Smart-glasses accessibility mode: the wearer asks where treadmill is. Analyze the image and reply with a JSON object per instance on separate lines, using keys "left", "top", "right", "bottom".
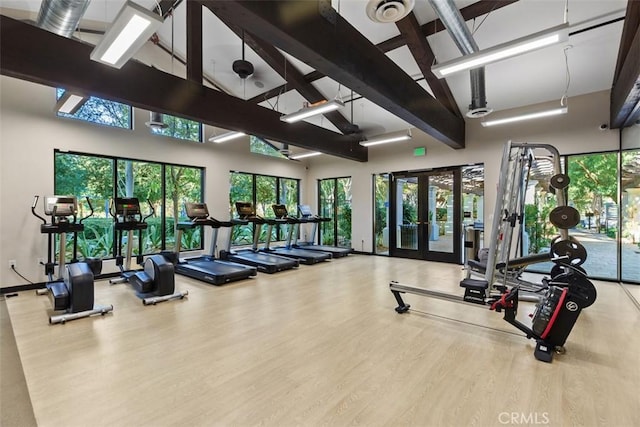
{"left": 174, "top": 203, "right": 257, "bottom": 285}
{"left": 263, "top": 205, "right": 332, "bottom": 265}
{"left": 294, "top": 204, "right": 352, "bottom": 258}
{"left": 218, "top": 202, "right": 299, "bottom": 274}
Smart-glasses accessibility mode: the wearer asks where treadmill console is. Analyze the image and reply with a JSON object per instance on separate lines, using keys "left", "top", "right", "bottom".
{"left": 235, "top": 202, "right": 255, "bottom": 218}
{"left": 185, "top": 203, "right": 209, "bottom": 220}
{"left": 298, "top": 204, "right": 313, "bottom": 218}
{"left": 44, "top": 196, "right": 78, "bottom": 217}
{"left": 272, "top": 204, "right": 289, "bottom": 218}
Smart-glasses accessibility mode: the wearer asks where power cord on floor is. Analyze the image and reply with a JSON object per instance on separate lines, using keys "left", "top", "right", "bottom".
{"left": 10, "top": 265, "right": 34, "bottom": 285}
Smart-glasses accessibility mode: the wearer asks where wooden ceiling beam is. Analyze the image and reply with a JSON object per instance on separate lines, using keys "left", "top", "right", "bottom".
{"left": 155, "top": 0, "right": 182, "bottom": 19}
{"left": 186, "top": 1, "right": 203, "bottom": 84}
{"left": 611, "top": 0, "right": 640, "bottom": 128}
{"left": 250, "top": 0, "right": 517, "bottom": 108}
{"left": 211, "top": 13, "right": 358, "bottom": 135}
{"left": 395, "top": 12, "right": 462, "bottom": 118}
{"left": 201, "top": 0, "right": 464, "bottom": 149}
{"left": 0, "top": 16, "right": 366, "bottom": 162}
{"left": 378, "top": 0, "right": 518, "bottom": 53}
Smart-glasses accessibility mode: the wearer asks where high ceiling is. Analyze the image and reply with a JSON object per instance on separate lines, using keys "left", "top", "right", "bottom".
{"left": 1, "top": 0, "right": 638, "bottom": 161}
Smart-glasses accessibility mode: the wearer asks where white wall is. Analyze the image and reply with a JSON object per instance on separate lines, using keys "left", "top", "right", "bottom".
{"left": 306, "top": 90, "right": 619, "bottom": 253}
{"left": 0, "top": 76, "right": 308, "bottom": 288}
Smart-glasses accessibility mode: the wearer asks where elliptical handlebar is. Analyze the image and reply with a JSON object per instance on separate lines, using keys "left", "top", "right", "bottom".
{"left": 109, "top": 199, "right": 116, "bottom": 219}
{"left": 31, "top": 195, "right": 47, "bottom": 224}
{"left": 142, "top": 199, "right": 155, "bottom": 223}
{"left": 79, "top": 196, "right": 94, "bottom": 224}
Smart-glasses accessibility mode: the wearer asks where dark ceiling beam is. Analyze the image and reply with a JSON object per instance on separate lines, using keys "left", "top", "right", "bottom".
{"left": 610, "top": 0, "right": 640, "bottom": 129}
{"left": 0, "top": 16, "right": 366, "bottom": 162}
{"left": 395, "top": 12, "right": 462, "bottom": 118}
{"left": 201, "top": 0, "right": 464, "bottom": 149}
{"left": 378, "top": 0, "right": 518, "bottom": 52}
{"left": 249, "top": 0, "right": 517, "bottom": 106}
{"left": 211, "top": 13, "right": 358, "bottom": 135}
{"left": 186, "top": 1, "right": 203, "bottom": 83}
{"left": 155, "top": 0, "right": 183, "bottom": 19}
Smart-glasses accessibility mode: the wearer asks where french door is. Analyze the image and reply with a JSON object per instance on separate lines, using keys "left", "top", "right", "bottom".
{"left": 389, "top": 169, "right": 462, "bottom": 263}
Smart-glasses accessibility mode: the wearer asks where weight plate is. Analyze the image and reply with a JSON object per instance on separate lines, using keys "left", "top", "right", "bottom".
{"left": 550, "top": 263, "right": 586, "bottom": 279}
{"left": 550, "top": 234, "right": 577, "bottom": 248}
{"left": 549, "top": 206, "right": 581, "bottom": 229}
{"left": 550, "top": 173, "right": 570, "bottom": 190}
{"left": 549, "top": 272, "right": 597, "bottom": 308}
{"left": 551, "top": 239, "right": 588, "bottom": 266}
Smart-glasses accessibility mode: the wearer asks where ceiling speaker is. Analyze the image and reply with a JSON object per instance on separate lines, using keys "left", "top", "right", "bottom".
{"left": 366, "top": 0, "right": 415, "bottom": 23}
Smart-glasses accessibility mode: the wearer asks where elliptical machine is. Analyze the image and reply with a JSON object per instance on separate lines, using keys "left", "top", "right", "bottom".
{"left": 109, "top": 197, "right": 187, "bottom": 305}
{"left": 31, "top": 195, "right": 113, "bottom": 324}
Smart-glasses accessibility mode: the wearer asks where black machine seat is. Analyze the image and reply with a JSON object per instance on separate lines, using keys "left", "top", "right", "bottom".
{"left": 459, "top": 278, "right": 489, "bottom": 305}
{"left": 128, "top": 255, "right": 175, "bottom": 296}
{"left": 460, "top": 278, "right": 489, "bottom": 290}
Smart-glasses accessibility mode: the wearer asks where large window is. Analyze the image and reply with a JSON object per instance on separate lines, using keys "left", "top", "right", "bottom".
{"left": 522, "top": 150, "right": 640, "bottom": 282}
{"left": 56, "top": 89, "right": 132, "bottom": 129}
{"left": 621, "top": 149, "right": 640, "bottom": 283}
{"left": 54, "top": 151, "right": 203, "bottom": 260}
{"left": 318, "top": 177, "right": 352, "bottom": 248}
{"left": 249, "top": 136, "right": 288, "bottom": 159}
{"left": 150, "top": 114, "right": 202, "bottom": 142}
{"left": 373, "top": 174, "right": 390, "bottom": 255}
{"left": 229, "top": 172, "right": 300, "bottom": 246}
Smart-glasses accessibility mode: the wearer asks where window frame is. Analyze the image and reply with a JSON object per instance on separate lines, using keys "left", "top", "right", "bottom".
{"left": 54, "top": 149, "right": 205, "bottom": 259}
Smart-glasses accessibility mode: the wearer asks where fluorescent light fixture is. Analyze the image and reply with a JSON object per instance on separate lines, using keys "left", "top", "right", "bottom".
{"left": 432, "top": 23, "right": 569, "bottom": 78}
{"left": 280, "top": 99, "right": 344, "bottom": 123}
{"left": 481, "top": 107, "right": 568, "bottom": 127}
{"left": 359, "top": 129, "right": 412, "bottom": 147}
{"left": 290, "top": 152, "right": 322, "bottom": 160}
{"left": 90, "top": 1, "right": 164, "bottom": 69}
{"left": 209, "top": 131, "right": 246, "bottom": 143}
{"left": 55, "top": 91, "right": 88, "bottom": 114}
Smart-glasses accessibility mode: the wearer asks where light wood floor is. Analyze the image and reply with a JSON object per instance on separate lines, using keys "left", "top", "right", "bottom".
{"left": 4, "top": 255, "right": 640, "bottom": 427}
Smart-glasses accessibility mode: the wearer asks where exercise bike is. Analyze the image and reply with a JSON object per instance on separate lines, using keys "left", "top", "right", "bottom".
{"left": 31, "top": 195, "right": 113, "bottom": 324}
{"left": 109, "top": 197, "right": 187, "bottom": 305}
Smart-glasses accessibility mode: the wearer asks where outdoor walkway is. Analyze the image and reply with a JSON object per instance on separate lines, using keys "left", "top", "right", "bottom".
{"left": 530, "top": 229, "right": 640, "bottom": 283}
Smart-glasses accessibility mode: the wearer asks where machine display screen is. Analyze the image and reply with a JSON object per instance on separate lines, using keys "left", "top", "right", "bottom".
{"left": 44, "top": 196, "right": 77, "bottom": 217}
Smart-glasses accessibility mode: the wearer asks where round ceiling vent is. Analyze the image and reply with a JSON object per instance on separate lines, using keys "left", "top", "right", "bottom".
{"left": 366, "top": 0, "right": 415, "bottom": 23}
{"left": 466, "top": 107, "right": 493, "bottom": 119}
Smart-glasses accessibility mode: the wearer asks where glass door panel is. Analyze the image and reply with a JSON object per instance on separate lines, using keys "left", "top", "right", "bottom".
{"left": 394, "top": 177, "right": 419, "bottom": 255}
{"left": 389, "top": 169, "right": 461, "bottom": 263}
{"left": 426, "top": 172, "right": 454, "bottom": 254}
{"left": 622, "top": 149, "right": 640, "bottom": 283}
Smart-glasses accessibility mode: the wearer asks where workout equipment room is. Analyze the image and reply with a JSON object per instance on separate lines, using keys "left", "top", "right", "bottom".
{"left": 1, "top": 1, "right": 639, "bottom": 426}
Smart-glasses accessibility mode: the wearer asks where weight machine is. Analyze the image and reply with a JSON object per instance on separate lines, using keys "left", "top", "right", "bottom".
{"left": 389, "top": 141, "right": 597, "bottom": 362}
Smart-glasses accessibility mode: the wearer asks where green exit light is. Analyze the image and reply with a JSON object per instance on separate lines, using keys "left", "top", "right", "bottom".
{"left": 414, "top": 147, "right": 426, "bottom": 157}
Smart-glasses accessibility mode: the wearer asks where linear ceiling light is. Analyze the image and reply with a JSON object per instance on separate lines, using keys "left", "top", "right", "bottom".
{"left": 209, "top": 131, "right": 246, "bottom": 143}
{"left": 280, "top": 99, "right": 344, "bottom": 123}
{"left": 359, "top": 129, "right": 412, "bottom": 147}
{"left": 481, "top": 107, "right": 568, "bottom": 127}
{"left": 55, "top": 91, "right": 88, "bottom": 114}
{"left": 90, "top": 1, "right": 164, "bottom": 69}
{"left": 432, "top": 23, "right": 570, "bottom": 79}
{"left": 290, "top": 152, "right": 322, "bottom": 160}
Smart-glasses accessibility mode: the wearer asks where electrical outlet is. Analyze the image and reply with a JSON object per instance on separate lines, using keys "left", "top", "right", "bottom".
{"left": 9, "top": 260, "right": 16, "bottom": 269}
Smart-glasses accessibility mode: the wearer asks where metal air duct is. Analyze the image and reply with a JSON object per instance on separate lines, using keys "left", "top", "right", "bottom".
{"left": 429, "top": 0, "right": 492, "bottom": 117}
{"left": 36, "top": 0, "right": 91, "bottom": 38}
